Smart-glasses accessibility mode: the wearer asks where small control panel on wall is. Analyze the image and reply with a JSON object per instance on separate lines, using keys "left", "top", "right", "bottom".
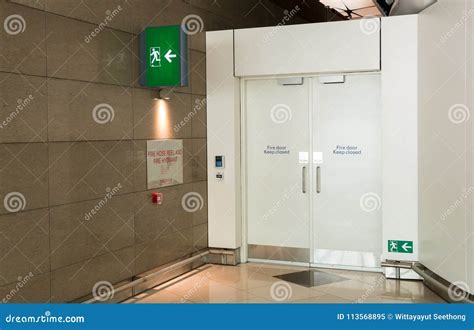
{"left": 215, "top": 155, "right": 224, "bottom": 181}
{"left": 215, "top": 155, "right": 225, "bottom": 168}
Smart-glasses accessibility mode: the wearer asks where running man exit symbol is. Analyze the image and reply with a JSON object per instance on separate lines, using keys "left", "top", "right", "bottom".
{"left": 150, "top": 48, "right": 177, "bottom": 67}
{"left": 388, "top": 240, "right": 413, "bottom": 253}
{"left": 150, "top": 47, "right": 161, "bottom": 67}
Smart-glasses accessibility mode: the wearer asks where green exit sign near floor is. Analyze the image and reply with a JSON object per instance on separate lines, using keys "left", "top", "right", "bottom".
{"left": 388, "top": 240, "right": 414, "bottom": 253}
{"left": 139, "top": 25, "right": 188, "bottom": 87}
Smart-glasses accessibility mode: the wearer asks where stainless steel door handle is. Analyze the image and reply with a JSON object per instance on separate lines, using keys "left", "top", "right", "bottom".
{"left": 316, "top": 166, "right": 321, "bottom": 194}
{"left": 302, "top": 166, "right": 307, "bottom": 194}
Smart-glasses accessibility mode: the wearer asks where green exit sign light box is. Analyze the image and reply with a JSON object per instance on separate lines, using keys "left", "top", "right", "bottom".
{"left": 139, "top": 25, "right": 188, "bottom": 87}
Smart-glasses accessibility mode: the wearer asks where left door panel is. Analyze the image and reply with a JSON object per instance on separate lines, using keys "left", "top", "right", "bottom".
{"left": 245, "top": 78, "right": 311, "bottom": 263}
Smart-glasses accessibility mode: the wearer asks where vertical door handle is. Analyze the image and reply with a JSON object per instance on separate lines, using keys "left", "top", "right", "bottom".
{"left": 316, "top": 166, "right": 321, "bottom": 194}
{"left": 302, "top": 166, "right": 307, "bottom": 194}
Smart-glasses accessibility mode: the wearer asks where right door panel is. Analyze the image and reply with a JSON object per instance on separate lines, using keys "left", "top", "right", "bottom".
{"left": 312, "top": 74, "right": 382, "bottom": 269}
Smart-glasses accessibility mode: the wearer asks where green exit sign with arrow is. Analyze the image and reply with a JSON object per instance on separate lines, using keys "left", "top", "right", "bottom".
{"left": 139, "top": 25, "right": 188, "bottom": 87}
{"left": 388, "top": 240, "right": 414, "bottom": 254}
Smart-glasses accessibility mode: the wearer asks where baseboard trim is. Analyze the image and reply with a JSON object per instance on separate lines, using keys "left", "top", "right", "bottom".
{"left": 412, "top": 263, "right": 473, "bottom": 304}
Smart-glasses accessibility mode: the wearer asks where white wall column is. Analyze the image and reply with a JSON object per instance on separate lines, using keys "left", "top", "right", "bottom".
{"left": 381, "top": 15, "right": 420, "bottom": 262}
{"left": 418, "top": 0, "right": 473, "bottom": 291}
{"left": 206, "top": 31, "right": 242, "bottom": 249}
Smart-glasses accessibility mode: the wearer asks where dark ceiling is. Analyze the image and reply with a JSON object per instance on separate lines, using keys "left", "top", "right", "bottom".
{"left": 269, "top": 0, "right": 347, "bottom": 22}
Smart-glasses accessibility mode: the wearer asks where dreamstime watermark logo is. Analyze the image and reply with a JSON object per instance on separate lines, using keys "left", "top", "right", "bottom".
{"left": 0, "top": 94, "right": 34, "bottom": 129}
{"left": 174, "top": 97, "right": 207, "bottom": 133}
{"left": 92, "top": 281, "right": 114, "bottom": 302}
{"left": 270, "top": 281, "right": 292, "bottom": 301}
{"left": 84, "top": 5, "right": 123, "bottom": 43}
{"left": 359, "top": 17, "right": 379, "bottom": 36}
{"left": 92, "top": 103, "right": 115, "bottom": 124}
{"left": 270, "top": 104, "right": 292, "bottom": 124}
{"left": 4, "top": 14, "right": 26, "bottom": 35}
{"left": 448, "top": 281, "right": 470, "bottom": 302}
{"left": 448, "top": 104, "right": 470, "bottom": 124}
{"left": 262, "top": 5, "right": 300, "bottom": 43}
{"left": 181, "top": 192, "right": 204, "bottom": 213}
{"left": 2, "top": 272, "right": 34, "bottom": 303}
{"left": 5, "top": 311, "right": 85, "bottom": 324}
{"left": 181, "top": 14, "right": 204, "bottom": 35}
{"left": 360, "top": 192, "right": 381, "bottom": 213}
{"left": 440, "top": 187, "right": 473, "bottom": 222}
{"left": 84, "top": 183, "right": 122, "bottom": 221}
{"left": 440, "top": 9, "right": 474, "bottom": 45}
{"left": 3, "top": 192, "right": 26, "bottom": 213}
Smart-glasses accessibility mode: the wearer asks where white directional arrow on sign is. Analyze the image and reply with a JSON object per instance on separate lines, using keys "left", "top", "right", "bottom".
{"left": 165, "top": 49, "right": 177, "bottom": 63}
{"left": 401, "top": 243, "right": 412, "bottom": 252}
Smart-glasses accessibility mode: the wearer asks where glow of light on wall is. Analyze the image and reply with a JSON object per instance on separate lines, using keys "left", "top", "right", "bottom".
{"left": 153, "top": 99, "right": 170, "bottom": 138}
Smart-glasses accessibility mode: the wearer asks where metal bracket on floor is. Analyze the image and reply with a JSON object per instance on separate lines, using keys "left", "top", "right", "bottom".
{"left": 381, "top": 260, "right": 414, "bottom": 279}
{"left": 207, "top": 248, "right": 241, "bottom": 266}
{"left": 381, "top": 260, "right": 423, "bottom": 281}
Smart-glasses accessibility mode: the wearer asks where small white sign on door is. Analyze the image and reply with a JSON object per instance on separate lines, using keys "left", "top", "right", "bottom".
{"left": 313, "top": 152, "right": 323, "bottom": 164}
{"left": 147, "top": 140, "right": 183, "bottom": 189}
{"left": 298, "top": 151, "right": 309, "bottom": 164}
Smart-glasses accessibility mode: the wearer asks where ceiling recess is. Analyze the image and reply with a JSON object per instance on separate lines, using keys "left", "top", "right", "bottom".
{"left": 374, "top": 0, "right": 438, "bottom": 16}
{"left": 319, "top": 1, "right": 438, "bottom": 18}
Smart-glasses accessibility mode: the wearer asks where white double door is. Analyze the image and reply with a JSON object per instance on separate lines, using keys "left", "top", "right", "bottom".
{"left": 245, "top": 74, "right": 382, "bottom": 270}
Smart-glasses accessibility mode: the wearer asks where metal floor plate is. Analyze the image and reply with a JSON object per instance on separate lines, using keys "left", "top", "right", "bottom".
{"left": 274, "top": 270, "right": 349, "bottom": 288}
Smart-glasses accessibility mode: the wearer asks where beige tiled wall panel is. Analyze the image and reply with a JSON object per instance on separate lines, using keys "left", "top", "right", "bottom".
{"left": 0, "top": 1, "right": 46, "bottom": 75}
{"left": 0, "top": 209, "right": 50, "bottom": 286}
{"left": 45, "top": 0, "right": 133, "bottom": 32}
{"left": 50, "top": 194, "right": 135, "bottom": 270}
{"left": 48, "top": 141, "right": 134, "bottom": 205}
{"left": 191, "top": 95, "right": 207, "bottom": 138}
{"left": 190, "top": 51, "right": 206, "bottom": 95}
{"left": 0, "top": 73, "right": 48, "bottom": 143}
{"left": 191, "top": 181, "right": 207, "bottom": 226}
{"left": 0, "top": 143, "right": 49, "bottom": 214}
{"left": 134, "top": 228, "right": 193, "bottom": 275}
{"left": 192, "top": 138, "right": 207, "bottom": 182}
{"left": 193, "top": 223, "right": 208, "bottom": 251}
{"left": 0, "top": 273, "right": 51, "bottom": 303}
{"left": 48, "top": 79, "right": 133, "bottom": 141}
{"left": 51, "top": 247, "right": 134, "bottom": 302}
{"left": 130, "top": 0, "right": 211, "bottom": 35}
{"left": 46, "top": 14, "right": 133, "bottom": 85}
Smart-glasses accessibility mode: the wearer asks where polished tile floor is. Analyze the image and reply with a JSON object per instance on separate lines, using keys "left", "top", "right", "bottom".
{"left": 125, "top": 263, "right": 446, "bottom": 304}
